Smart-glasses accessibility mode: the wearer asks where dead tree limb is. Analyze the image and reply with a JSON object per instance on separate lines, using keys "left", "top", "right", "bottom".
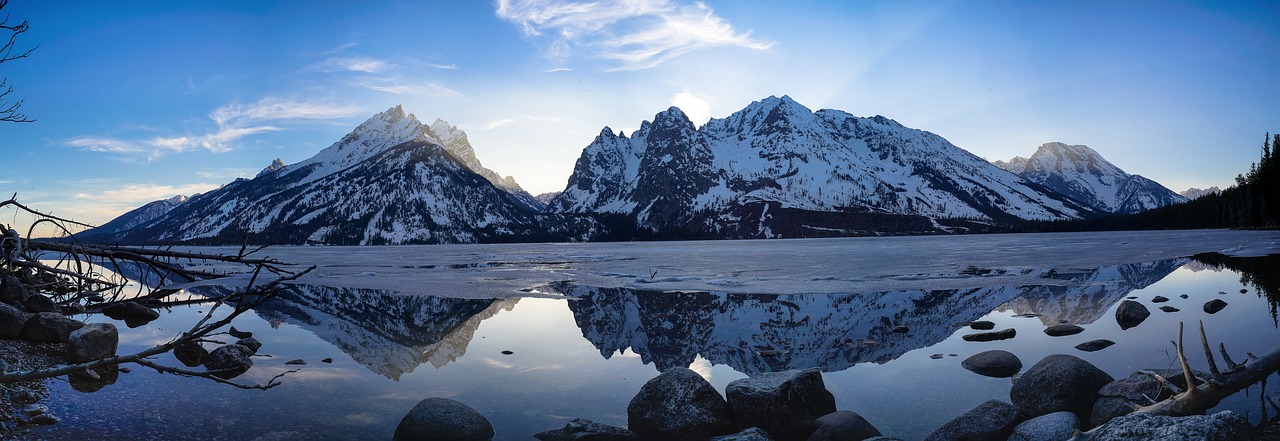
{"left": 1132, "top": 322, "right": 1280, "bottom": 417}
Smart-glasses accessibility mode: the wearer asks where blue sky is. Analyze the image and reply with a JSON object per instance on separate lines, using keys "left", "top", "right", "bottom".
{"left": 3, "top": 0, "right": 1279, "bottom": 232}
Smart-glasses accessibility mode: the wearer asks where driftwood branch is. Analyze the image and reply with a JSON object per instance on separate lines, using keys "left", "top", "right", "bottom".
{"left": 1132, "top": 322, "right": 1280, "bottom": 416}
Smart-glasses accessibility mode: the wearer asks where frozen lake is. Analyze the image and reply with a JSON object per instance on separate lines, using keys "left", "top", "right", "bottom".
{"left": 26, "top": 230, "right": 1280, "bottom": 440}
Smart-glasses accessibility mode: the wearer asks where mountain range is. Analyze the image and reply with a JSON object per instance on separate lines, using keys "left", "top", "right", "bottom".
{"left": 993, "top": 142, "right": 1186, "bottom": 214}
{"left": 79, "top": 97, "right": 1187, "bottom": 244}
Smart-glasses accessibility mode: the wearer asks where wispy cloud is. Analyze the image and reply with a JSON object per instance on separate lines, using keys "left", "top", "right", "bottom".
{"left": 74, "top": 183, "right": 218, "bottom": 205}
{"left": 66, "top": 98, "right": 362, "bottom": 160}
{"left": 357, "top": 77, "right": 463, "bottom": 98}
{"left": 309, "top": 56, "right": 393, "bottom": 73}
{"left": 496, "top": 0, "right": 774, "bottom": 71}
{"left": 480, "top": 114, "right": 563, "bottom": 131}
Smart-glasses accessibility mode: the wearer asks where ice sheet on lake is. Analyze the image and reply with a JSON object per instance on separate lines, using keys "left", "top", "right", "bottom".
{"left": 177, "top": 230, "right": 1280, "bottom": 298}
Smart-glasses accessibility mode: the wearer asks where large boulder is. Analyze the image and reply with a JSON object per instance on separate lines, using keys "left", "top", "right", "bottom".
{"left": 0, "top": 301, "right": 31, "bottom": 339}
{"left": 1114, "top": 300, "right": 1150, "bottom": 330}
{"left": 20, "top": 312, "right": 83, "bottom": 343}
{"left": 534, "top": 418, "right": 637, "bottom": 441}
{"left": 1087, "top": 411, "right": 1252, "bottom": 441}
{"left": 0, "top": 274, "right": 28, "bottom": 305}
{"left": 807, "top": 411, "right": 881, "bottom": 441}
{"left": 101, "top": 301, "right": 160, "bottom": 328}
{"left": 1006, "top": 411, "right": 1078, "bottom": 441}
{"left": 1090, "top": 368, "right": 1203, "bottom": 427}
{"left": 1203, "top": 299, "right": 1228, "bottom": 314}
{"left": 628, "top": 368, "right": 736, "bottom": 441}
{"left": 393, "top": 397, "right": 494, "bottom": 441}
{"left": 204, "top": 344, "right": 254, "bottom": 379}
{"left": 725, "top": 369, "right": 835, "bottom": 441}
{"left": 960, "top": 350, "right": 1022, "bottom": 378}
{"left": 1009, "top": 354, "right": 1113, "bottom": 421}
{"left": 66, "top": 322, "right": 118, "bottom": 363}
{"left": 922, "top": 400, "right": 1018, "bottom": 441}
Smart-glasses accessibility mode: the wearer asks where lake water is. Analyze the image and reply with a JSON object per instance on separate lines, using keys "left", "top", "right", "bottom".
{"left": 23, "top": 231, "right": 1280, "bottom": 440}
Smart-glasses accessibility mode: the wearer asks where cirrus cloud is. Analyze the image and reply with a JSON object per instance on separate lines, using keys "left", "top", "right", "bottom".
{"left": 496, "top": 0, "right": 774, "bottom": 71}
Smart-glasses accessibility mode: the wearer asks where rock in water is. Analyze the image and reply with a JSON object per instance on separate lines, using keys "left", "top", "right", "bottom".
{"left": 101, "top": 301, "right": 160, "bottom": 328}
{"left": 1087, "top": 411, "right": 1252, "bottom": 441}
{"left": 961, "top": 350, "right": 1022, "bottom": 378}
{"left": 628, "top": 368, "right": 735, "bottom": 441}
{"left": 968, "top": 320, "right": 995, "bottom": 330}
{"left": 1203, "top": 299, "right": 1228, "bottom": 314}
{"left": 1010, "top": 354, "right": 1113, "bottom": 420}
{"left": 1044, "top": 324, "right": 1084, "bottom": 337}
{"left": 1007, "top": 411, "right": 1078, "bottom": 441}
{"left": 808, "top": 411, "right": 882, "bottom": 441}
{"left": 534, "top": 418, "right": 637, "bottom": 441}
{"left": 1114, "top": 300, "right": 1150, "bottom": 330}
{"left": 237, "top": 337, "right": 262, "bottom": 354}
{"left": 1151, "top": 296, "right": 1169, "bottom": 303}
{"left": 1160, "top": 306, "right": 1180, "bottom": 313}
{"left": 1074, "top": 339, "right": 1115, "bottom": 352}
{"left": 961, "top": 328, "right": 1016, "bottom": 342}
{"left": 394, "top": 397, "right": 494, "bottom": 441}
{"left": 725, "top": 369, "right": 835, "bottom": 440}
{"left": 204, "top": 344, "right": 254, "bottom": 379}
{"left": 229, "top": 326, "right": 253, "bottom": 339}
{"left": 66, "top": 323, "right": 118, "bottom": 363}
{"left": 923, "top": 400, "right": 1018, "bottom": 441}
{"left": 174, "top": 340, "right": 208, "bottom": 367}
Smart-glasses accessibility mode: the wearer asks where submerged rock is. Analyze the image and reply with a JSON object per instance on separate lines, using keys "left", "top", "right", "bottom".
{"left": 808, "top": 411, "right": 882, "bottom": 441}
{"left": 534, "top": 418, "right": 637, "bottom": 441}
{"left": 229, "top": 326, "right": 253, "bottom": 339}
{"left": 968, "top": 321, "right": 995, "bottom": 330}
{"left": 1010, "top": 354, "right": 1113, "bottom": 420}
{"left": 1159, "top": 306, "right": 1180, "bottom": 313}
{"left": 69, "top": 364, "right": 120, "bottom": 393}
{"left": 710, "top": 428, "right": 772, "bottom": 441}
{"left": 961, "top": 328, "right": 1016, "bottom": 342}
{"left": 961, "top": 350, "right": 1022, "bottom": 378}
{"left": 726, "top": 369, "right": 835, "bottom": 441}
{"left": 1151, "top": 296, "right": 1169, "bottom": 303}
{"left": 394, "top": 397, "right": 494, "bottom": 441}
{"left": 628, "top": 368, "right": 735, "bottom": 441}
{"left": 1114, "top": 300, "right": 1150, "bottom": 330}
{"left": 1074, "top": 339, "right": 1115, "bottom": 352}
{"left": 923, "top": 400, "right": 1018, "bottom": 441}
{"left": 1087, "top": 411, "right": 1252, "bottom": 441}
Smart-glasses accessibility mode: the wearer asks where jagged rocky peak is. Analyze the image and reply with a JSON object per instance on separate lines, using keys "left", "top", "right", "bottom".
{"left": 1023, "top": 142, "right": 1120, "bottom": 175}
{"left": 992, "top": 156, "right": 1029, "bottom": 173}
{"left": 1181, "top": 186, "right": 1222, "bottom": 200}
{"left": 256, "top": 158, "right": 286, "bottom": 177}
{"left": 166, "top": 194, "right": 188, "bottom": 204}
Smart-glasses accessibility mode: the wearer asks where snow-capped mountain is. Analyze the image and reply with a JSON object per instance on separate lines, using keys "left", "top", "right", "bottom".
{"left": 1180, "top": 186, "right": 1222, "bottom": 200}
{"left": 993, "top": 142, "right": 1187, "bottom": 214}
{"left": 548, "top": 96, "right": 1098, "bottom": 238}
{"left": 79, "top": 106, "right": 545, "bottom": 245}
{"left": 88, "top": 194, "right": 188, "bottom": 236}
{"left": 552, "top": 259, "right": 1183, "bottom": 374}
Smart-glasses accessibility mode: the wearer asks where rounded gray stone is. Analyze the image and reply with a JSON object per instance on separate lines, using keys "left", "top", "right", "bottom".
{"left": 1115, "top": 300, "right": 1150, "bottom": 330}
{"left": 66, "top": 322, "right": 119, "bottom": 363}
{"left": 808, "top": 411, "right": 882, "bottom": 441}
{"left": 1010, "top": 354, "right": 1114, "bottom": 420}
{"left": 726, "top": 368, "right": 835, "bottom": 441}
{"left": 961, "top": 350, "right": 1022, "bottom": 378}
{"left": 628, "top": 367, "right": 735, "bottom": 441}
{"left": 393, "top": 397, "right": 494, "bottom": 441}
{"left": 1007, "top": 411, "right": 1078, "bottom": 441}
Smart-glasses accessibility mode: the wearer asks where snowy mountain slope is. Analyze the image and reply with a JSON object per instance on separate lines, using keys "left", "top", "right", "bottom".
{"left": 87, "top": 194, "right": 188, "bottom": 235}
{"left": 994, "top": 142, "right": 1187, "bottom": 214}
{"left": 80, "top": 106, "right": 545, "bottom": 245}
{"left": 549, "top": 96, "right": 1098, "bottom": 238}
{"left": 553, "top": 259, "right": 1183, "bottom": 374}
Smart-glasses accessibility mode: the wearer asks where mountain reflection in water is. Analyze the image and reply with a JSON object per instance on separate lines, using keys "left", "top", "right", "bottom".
{"left": 253, "top": 285, "right": 518, "bottom": 379}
